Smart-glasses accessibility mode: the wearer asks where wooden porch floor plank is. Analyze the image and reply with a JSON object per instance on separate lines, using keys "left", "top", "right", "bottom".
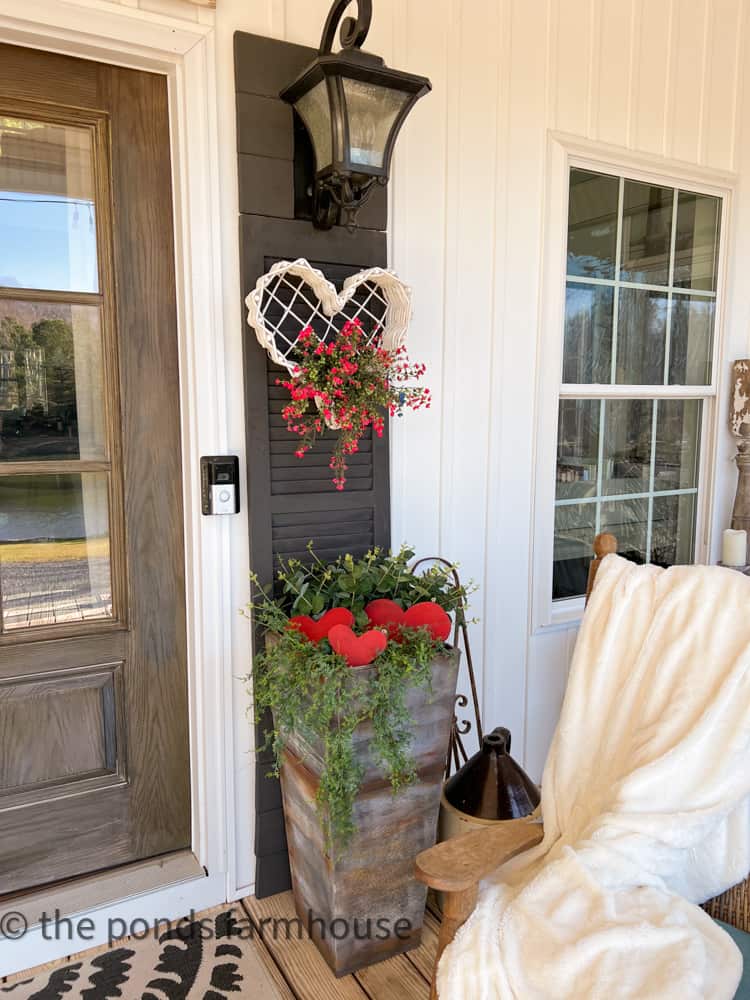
{"left": 403, "top": 909, "right": 440, "bottom": 982}
{"left": 353, "top": 952, "right": 429, "bottom": 1000}
{"left": 242, "top": 893, "right": 369, "bottom": 1000}
{"left": 236, "top": 906, "right": 298, "bottom": 1000}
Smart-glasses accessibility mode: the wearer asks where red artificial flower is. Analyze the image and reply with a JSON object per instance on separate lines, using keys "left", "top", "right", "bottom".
{"left": 279, "top": 318, "right": 430, "bottom": 488}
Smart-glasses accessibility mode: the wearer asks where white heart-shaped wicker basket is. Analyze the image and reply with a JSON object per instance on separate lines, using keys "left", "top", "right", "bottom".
{"left": 245, "top": 258, "right": 412, "bottom": 371}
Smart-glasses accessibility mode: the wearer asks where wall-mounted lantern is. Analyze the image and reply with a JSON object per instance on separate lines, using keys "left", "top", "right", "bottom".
{"left": 280, "top": 0, "right": 431, "bottom": 230}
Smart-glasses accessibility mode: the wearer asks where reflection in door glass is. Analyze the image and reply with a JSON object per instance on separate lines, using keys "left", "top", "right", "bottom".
{"left": 0, "top": 300, "right": 105, "bottom": 461}
{"left": 0, "top": 117, "right": 98, "bottom": 293}
{"left": 0, "top": 473, "right": 112, "bottom": 631}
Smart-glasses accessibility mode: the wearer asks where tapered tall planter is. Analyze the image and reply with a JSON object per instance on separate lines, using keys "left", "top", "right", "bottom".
{"left": 279, "top": 648, "right": 460, "bottom": 976}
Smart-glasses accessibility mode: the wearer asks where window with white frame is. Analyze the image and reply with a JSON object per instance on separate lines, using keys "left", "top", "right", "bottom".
{"left": 553, "top": 167, "right": 722, "bottom": 601}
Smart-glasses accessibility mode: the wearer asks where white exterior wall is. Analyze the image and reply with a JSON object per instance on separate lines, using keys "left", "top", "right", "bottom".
{"left": 7, "top": 0, "right": 750, "bottom": 899}
{"left": 139, "top": 0, "right": 750, "bottom": 873}
{"left": 217, "top": 0, "right": 750, "bottom": 787}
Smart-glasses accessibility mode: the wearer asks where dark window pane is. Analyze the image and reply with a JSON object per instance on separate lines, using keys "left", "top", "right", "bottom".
{"left": 669, "top": 295, "right": 714, "bottom": 385}
{"left": 616, "top": 288, "right": 668, "bottom": 385}
{"left": 553, "top": 502, "right": 596, "bottom": 600}
{"left": 620, "top": 181, "right": 673, "bottom": 285}
{"left": 0, "top": 300, "right": 105, "bottom": 461}
{"left": 0, "top": 473, "right": 112, "bottom": 631}
{"left": 601, "top": 497, "right": 648, "bottom": 564}
{"left": 651, "top": 494, "right": 696, "bottom": 567}
{"left": 556, "top": 399, "right": 600, "bottom": 501}
{"left": 654, "top": 400, "right": 701, "bottom": 492}
{"left": 562, "top": 283, "right": 613, "bottom": 383}
{"left": 602, "top": 399, "right": 653, "bottom": 496}
{"left": 674, "top": 191, "right": 721, "bottom": 291}
{"left": 567, "top": 168, "right": 619, "bottom": 279}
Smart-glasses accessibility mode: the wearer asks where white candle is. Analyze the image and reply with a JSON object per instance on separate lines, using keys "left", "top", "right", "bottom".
{"left": 723, "top": 528, "right": 748, "bottom": 567}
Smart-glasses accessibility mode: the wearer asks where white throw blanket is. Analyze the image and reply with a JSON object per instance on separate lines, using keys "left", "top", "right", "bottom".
{"left": 438, "top": 555, "right": 750, "bottom": 999}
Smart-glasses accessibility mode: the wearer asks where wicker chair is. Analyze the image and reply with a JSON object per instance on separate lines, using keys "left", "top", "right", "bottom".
{"left": 416, "top": 533, "right": 750, "bottom": 999}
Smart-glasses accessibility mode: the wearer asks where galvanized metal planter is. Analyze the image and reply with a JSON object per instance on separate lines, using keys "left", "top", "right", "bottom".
{"left": 279, "top": 647, "right": 460, "bottom": 976}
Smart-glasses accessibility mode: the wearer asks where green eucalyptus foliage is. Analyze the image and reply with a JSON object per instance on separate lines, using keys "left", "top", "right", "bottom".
{"left": 247, "top": 545, "right": 472, "bottom": 853}
{"left": 273, "top": 543, "right": 471, "bottom": 628}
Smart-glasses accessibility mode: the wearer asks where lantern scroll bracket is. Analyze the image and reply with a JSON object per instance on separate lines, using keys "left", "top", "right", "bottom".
{"left": 319, "top": 0, "right": 373, "bottom": 55}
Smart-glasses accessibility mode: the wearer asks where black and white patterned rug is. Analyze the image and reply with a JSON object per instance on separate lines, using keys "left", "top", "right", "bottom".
{"left": 1, "top": 906, "right": 282, "bottom": 999}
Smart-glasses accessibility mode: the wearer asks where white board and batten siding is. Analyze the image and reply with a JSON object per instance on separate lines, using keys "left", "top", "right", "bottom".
{"left": 253, "top": 0, "right": 750, "bottom": 780}
{"left": 36, "top": 0, "right": 750, "bottom": 797}
{"left": 3, "top": 0, "right": 748, "bottom": 911}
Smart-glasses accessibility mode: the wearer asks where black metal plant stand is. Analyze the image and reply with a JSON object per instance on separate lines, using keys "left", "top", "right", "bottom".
{"left": 409, "top": 557, "right": 483, "bottom": 779}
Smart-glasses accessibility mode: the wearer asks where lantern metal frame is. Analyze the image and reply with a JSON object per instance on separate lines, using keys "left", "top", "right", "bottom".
{"left": 280, "top": 0, "right": 431, "bottom": 230}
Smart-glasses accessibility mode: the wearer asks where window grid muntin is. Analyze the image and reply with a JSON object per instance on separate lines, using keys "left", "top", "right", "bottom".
{"left": 565, "top": 171, "right": 720, "bottom": 390}
{"left": 554, "top": 166, "right": 721, "bottom": 598}
{"left": 555, "top": 397, "right": 701, "bottom": 558}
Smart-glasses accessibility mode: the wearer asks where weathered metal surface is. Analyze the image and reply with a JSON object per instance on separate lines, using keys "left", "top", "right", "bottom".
{"left": 730, "top": 359, "right": 750, "bottom": 437}
{"left": 279, "top": 648, "right": 460, "bottom": 976}
{"left": 731, "top": 361, "right": 750, "bottom": 564}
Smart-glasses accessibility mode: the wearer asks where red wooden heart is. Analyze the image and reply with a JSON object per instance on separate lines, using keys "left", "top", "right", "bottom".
{"left": 364, "top": 599, "right": 405, "bottom": 639}
{"left": 328, "top": 624, "right": 388, "bottom": 667}
{"left": 289, "top": 607, "right": 354, "bottom": 643}
{"left": 401, "top": 602, "right": 452, "bottom": 642}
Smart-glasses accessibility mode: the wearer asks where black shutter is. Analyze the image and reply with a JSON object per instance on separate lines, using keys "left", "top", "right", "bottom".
{"left": 235, "top": 33, "right": 391, "bottom": 897}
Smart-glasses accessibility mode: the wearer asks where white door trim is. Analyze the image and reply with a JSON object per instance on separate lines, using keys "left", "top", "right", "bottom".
{"left": 0, "top": 0, "right": 245, "bottom": 978}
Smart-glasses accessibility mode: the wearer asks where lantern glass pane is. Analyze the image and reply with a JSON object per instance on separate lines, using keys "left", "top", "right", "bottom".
{"left": 342, "top": 79, "right": 411, "bottom": 169}
{"left": 295, "top": 81, "right": 333, "bottom": 172}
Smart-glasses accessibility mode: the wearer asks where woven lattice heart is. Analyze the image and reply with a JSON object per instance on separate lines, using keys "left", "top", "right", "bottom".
{"left": 245, "top": 258, "right": 411, "bottom": 371}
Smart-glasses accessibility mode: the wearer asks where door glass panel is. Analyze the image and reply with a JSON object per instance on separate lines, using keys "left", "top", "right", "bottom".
{"left": 0, "top": 473, "right": 112, "bottom": 631}
{"left": 0, "top": 117, "right": 99, "bottom": 293}
{"left": 0, "top": 300, "right": 105, "bottom": 461}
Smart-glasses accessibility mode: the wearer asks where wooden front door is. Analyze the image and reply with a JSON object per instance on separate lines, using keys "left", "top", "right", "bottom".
{"left": 0, "top": 45, "right": 190, "bottom": 896}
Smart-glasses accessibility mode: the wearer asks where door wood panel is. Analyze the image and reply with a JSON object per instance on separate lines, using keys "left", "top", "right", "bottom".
{"left": 0, "top": 668, "right": 119, "bottom": 790}
{"left": 0, "top": 663, "right": 127, "bottom": 810}
{"left": 0, "top": 45, "right": 190, "bottom": 896}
